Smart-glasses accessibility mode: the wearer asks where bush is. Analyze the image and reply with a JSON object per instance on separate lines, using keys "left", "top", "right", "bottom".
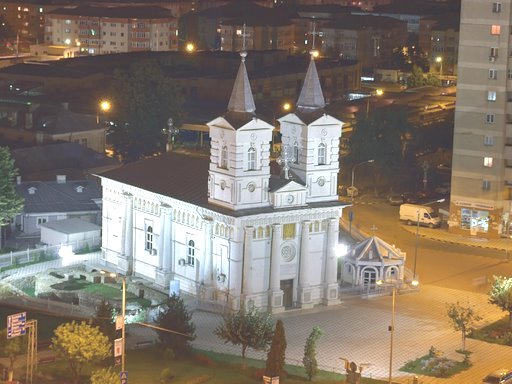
{"left": 193, "top": 353, "right": 216, "bottom": 368}
{"left": 160, "top": 367, "right": 174, "bottom": 383}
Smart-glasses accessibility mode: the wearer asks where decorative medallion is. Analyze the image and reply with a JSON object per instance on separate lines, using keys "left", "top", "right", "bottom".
{"left": 250, "top": 133, "right": 257, "bottom": 141}
{"left": 247, "top": 182, "right": 256, "bottom": 192}
{"left": 281, "top": 243, "right": 296, "bottom": 262}
{"left": 321, "top": 128, "right": 327, "bottom": 136}
{"left": 317, "top": 177, "right": 325, "bottom": 186}
{"left": 220, "top": 130, "right": 225, "bottom": 139}
{"left": 287, "top": 194, "right": 294, "bottom": 204}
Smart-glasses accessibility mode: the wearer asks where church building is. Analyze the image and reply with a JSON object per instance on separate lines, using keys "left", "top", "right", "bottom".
{"left": 98, "top": 46, "right": 345, "bottom": 312}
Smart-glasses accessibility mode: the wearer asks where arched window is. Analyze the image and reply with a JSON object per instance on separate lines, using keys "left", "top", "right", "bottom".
{"left": 145, "top": 226, "right": 153, "bottom": 251}
{"left": 221, "top": 145, "right": 228, "bottom": 169}
{"left": 318, "top": 143, "right": 326, "bottom": 165}
{"left": 187, "top": 240, "right": 195, "bottom": 266}
{"left": 293, "top": 142, "right": 299, "bottom": 164}
{"left": 248, "top": 147, "right": 256, "bottom": 170}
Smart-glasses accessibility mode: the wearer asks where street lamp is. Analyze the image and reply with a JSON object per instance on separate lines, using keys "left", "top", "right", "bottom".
{"left": 100, "top": 270, "right": 126, "bottom": 373}
{"left": 366, "top": 89, "right": 383, "bottom": 117}
{"left": 166, "top": 117, "right": 179, "bottom": 152}
{"left": 436, "top": 56, "right": 443, "bottom": 76}
{"left": 350, "top": 159, "right": 374, "bottom": 202}
{"left": 376, "top": 279, "right": 398, "bottom": 384}
{"left": 412, "top": 198, "right": 444, "bottom": 285}
{"left": 97, "top": 99, "right": 111, "bottom": 124}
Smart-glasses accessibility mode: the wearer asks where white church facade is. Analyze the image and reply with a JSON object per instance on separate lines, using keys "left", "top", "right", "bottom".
{"left": 98, "top": 48, "right": 346, "bottom": 312}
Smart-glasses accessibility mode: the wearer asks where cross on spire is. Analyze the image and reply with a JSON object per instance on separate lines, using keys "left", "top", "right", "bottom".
{"left": 277, "top": 145, "right": 293, "bottom": 180}
{"left": 240, "top": 22, "right": 249, "bottom": 54}
{"left": 308, "top": 18, "right": 323, "bottom": 51}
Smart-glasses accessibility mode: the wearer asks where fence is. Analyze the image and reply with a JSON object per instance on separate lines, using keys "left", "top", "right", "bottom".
{"left": 0, "top": 238, "right": 101, "bottom": 271}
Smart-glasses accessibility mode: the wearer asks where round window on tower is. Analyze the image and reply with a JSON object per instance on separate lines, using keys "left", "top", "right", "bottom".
{"left": 317, "top": 177, "right": 325, "bottom": 187}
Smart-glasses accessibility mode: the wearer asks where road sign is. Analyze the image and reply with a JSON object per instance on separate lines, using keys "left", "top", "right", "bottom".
{"left": 120, "top": 371, "right": 128, "bottom": 384}
{"left": 7, "top": 312, "right": 26, "bottom": 339}
{"left": 114, "top": 338, "right": 123, "bottom": 357}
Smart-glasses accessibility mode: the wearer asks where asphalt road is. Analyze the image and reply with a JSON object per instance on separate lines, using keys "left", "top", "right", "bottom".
{"left": 343, "top": 197, "right": 512, "bottom": 292}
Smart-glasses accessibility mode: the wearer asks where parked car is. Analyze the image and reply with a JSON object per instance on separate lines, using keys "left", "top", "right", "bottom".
{"left": 401, "top": 192, "right": 419, "bottom": 204}
{"left": 435, "top": 182, "right": 451, "bottom": 195}
{"left": 387, "top": 194, "right": 404, "bottom": 206}
{"left": 346, "top": 186, "right": 359, "bottom": 197}
{"left": 482, "top": 369, "right": 512, "bottom": 384}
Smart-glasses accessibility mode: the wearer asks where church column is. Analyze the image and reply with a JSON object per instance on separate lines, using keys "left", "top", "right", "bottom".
{"left": 242, "top": 226, "right": 254, "bottom": 300}
{"left": 323, "top": 218, "right": 339, "bottom": 305}
{"left": 228, "top": 238, "right": 244, "bottom": 311}
{"left": 269, "top": 224, "right": 284, "bottom": 313}
{"left": 120, "top": 192, "right": 133, "bottom": 275}
{"left": 203, "top": 218, "right": 214, "bottom": 286}
{"left": 299, "top": 221, "right": 310, "bottom": 287}
{"left": 298, "top": 220, "right": 313, "bottom": 309}
{"left": 155, "top": 204, "right": 173, "bottom": 289}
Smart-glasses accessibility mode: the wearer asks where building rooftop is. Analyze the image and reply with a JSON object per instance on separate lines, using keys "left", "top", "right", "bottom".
{"left": 48, "top": 5, "right": 174, "bottom": 19}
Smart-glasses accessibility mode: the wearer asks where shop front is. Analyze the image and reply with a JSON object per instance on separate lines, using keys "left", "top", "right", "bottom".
{"left": 449, "top": 200, "right": 501, "bottom": 239}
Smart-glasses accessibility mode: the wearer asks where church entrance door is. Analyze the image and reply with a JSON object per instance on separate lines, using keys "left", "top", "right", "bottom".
{"left": 280, "top": 279, "right": 293, "bottom": 308}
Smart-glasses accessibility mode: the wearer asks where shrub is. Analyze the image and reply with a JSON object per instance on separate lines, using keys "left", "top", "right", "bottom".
{"left": 193, "top": 353, "right": 216, "bottom": 368}
{"left": 160, "top": 367, "right": 174, "bottom": 383}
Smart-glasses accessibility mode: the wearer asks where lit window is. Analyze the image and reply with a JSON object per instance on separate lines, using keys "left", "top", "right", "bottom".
{"left": 248, "top": 147, "right": 256, "bottom": 170}
{"left": 483, "top": 180, "right": 491, "bottom": 190}
{"left": 187, "top": 240, "right": 195, "bottom": 266}
{"left": 484, "top": 135, "right": 494, "bottom": 146}
{"left": 488, "top": 91, "right": 497, "bottom": 101}
{"left": 283, "top": 223, "right": 296, "bottom": 240}
{"left": 221, "top": 145, "right": 228, "bottom": 169}
{"left": 493, "top": 2, "right": 502, "bottom": 12}
{"left": 486, "top": 113, "right": 496, "bottom": 123}
{"left": 318, "top": 143, "right": 326, "bottom": 165}
{"left": 484, "top": 157, "right": 493, "bottom": 167}
{"left": 489, "top": 69, "right": 498, "bottom": 79}
{"left": 491, "top": 25, "right": 501, "bottom": 35}
{"left": 145, "top": 226, "right": 153, "bottom": 251}
{"left": 293, "top": 142, "right": 299, "bottom": 164}
{"left": 236, "top": 29, "right": 242, "bottom": 36}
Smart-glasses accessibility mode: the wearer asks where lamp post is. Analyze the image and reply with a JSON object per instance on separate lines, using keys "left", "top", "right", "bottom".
{"left": 350, "top": 159, "right": 374, "bottom": 202}
{"left": 100, "top": 270, "right": 126, "bottom": 372}
{"left": 376, "top": 280, "right": 398, "bottom": 384}
{"left": 97, "top": 99, "right": 111, "bottom": 124}
{"left": 366, "top": 89, "right": 383, "bottom": 117}
{"left": 436, "top": 56, "right": 443, "bottom": 76}
{"left": 167, "top": 117, "right": 179, "bottom": 152}
{"left": 412, "top": 198, "right": 444, "bottom": 284}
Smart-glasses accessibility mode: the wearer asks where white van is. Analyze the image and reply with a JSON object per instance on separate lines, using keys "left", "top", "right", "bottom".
{"left": 399, "top": 204, "right": 441, "bottom": 228}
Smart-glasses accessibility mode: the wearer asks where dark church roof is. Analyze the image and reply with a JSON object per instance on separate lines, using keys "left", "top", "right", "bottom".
{"left": 98, "top": 152, "right": 344, "bottom": 218}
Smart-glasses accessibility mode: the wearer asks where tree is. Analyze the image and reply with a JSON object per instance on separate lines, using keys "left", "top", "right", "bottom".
{"left": 214, "top": 305, "right": 273, "bottom": 364}
{"left": 0, "top": 328, "right": 26, "bottom": 381}
{"left": 90, "top": 367, "right": 118, "bottom": 384}
{"left": 302, "top": 326, "right": 323, "bottom": 381}
{"left": 107, "top": 60, "right": 184, "bottom": 162}
{"left": 489, "top": 275, "right": 512, "bottom": 328}
{"left": 0, "top": 147, "right": 23, "bottom": 248}
{"left": 91, "top": 300, "right": 116, "bottom": 341}
{"left": 50, "top": 321, "right": 110, "bottom": 384}
{"left": 425, "top": 73, "right": 441, "bottom": 87}
{"left": 348, "top": 106, "right": 417, "bottom": 183}
{"left": 156, "top": 293, "right": 196, "bottom": 354}
{"left": 407, "top": 64, "right": 426, "bottom": 88}
{"left": 265, "top": 319, "right": 287, "bottom": 378}
{"left": 446, "top": 301, "right": 482, "bottom": 351}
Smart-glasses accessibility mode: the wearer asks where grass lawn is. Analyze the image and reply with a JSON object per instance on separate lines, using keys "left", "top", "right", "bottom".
{"left": 34, "top": 347, "right": 387, "bottom": 384}
{"left": 82, "top": 284, "right": 152, "bottom": 308}
{"left": 471, "top": 316, "right": 512, "bottom": 346}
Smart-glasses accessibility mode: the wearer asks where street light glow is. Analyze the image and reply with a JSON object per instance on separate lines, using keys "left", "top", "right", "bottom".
{"left": 99, "top": 100, "right": 111, "bottom": 113}
{"left": 186, "top": 43, "right": 195, "bottom": 53}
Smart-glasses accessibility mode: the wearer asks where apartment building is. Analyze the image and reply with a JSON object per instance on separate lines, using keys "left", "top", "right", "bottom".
{"left": 450, "top": 0, "right": 511, "bottom": 239}
{"left": 44, "top": 5, "right": 178, "bottom": 54}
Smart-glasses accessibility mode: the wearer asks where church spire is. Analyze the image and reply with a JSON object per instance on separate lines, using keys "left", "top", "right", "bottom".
{"left": 296, "top": 20, "right": 325, "bottom": 110}
{"left": 227, "top": 23, "right": 256, "bottom": 113}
